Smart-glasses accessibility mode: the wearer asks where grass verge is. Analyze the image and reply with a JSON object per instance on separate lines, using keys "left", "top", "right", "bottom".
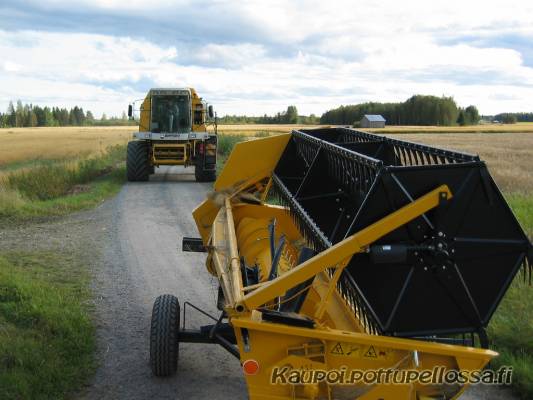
{"left": 488, "top": 192, "right": 532, "bottom": 399}
{"left": 216, "top": 134, "right": 247, "bottom": 173}
{"left": 217, "top": 134, "right": 247, "bottom": 158}
{"left": 507, "top": 193, "right": 533, "bottom": 237}
{"left": 0, "top": 251, "right": 95, "bottom": 400}
{"left": 0, "top": 145, "right": 126, "bottom": 222}
{"left": 0, "top": 167, "right": 124, "bottom": 222}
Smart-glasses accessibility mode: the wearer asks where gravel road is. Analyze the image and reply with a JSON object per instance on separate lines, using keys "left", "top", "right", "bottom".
{"left": 81, "top": 166, "right": 245, "bottom": 400}
{"left": 66, "top": 165, "right": 516, "bottom": 400}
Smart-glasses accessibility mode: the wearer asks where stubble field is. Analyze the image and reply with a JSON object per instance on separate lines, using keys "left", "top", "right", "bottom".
{"left": 1, "top": 125, "right": 532, "bottom": 194}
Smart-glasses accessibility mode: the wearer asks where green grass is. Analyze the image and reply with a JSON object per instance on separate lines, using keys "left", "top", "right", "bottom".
{"left": 0, "top": 167, "right": 125, "bottom": 222}
{"left": 216, "top": 134, "right": 247, "bottom": 174}
{"left": 254, "top": 131, "right": 270, "bottom": 138}
{"left": 0, "top": 252, "right": 95, "bottom": 400}
{"left": 507, "top": 193, "right": 533, "bottom": 237}
{"left": 217, "top": 134, "right": 246, "bottom": 158}
{"left": 489, "top": 278, "right": 533, "bottom": 399}
{"left": 488, "top": 192, "right": 533, "bottom": 399}
{"left": 0, "top": 145, "right": 126, "bottom": 222}
{"left": 6, "top": 145, "right": 124, "bottom": 201}
{"left": 0, "top": 158, "right": 77, "bottom": 173}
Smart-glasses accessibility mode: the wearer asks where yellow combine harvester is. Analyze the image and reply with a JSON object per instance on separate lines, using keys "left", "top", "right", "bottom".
{"left": 151, "top": 128, "right": 532, "bottom": 399}
{"left": 126, "top": 88, "right": 217, "bottom": 182}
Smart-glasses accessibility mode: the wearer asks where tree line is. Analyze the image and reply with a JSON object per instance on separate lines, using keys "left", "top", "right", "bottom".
{"left": 218, "top": 105, "right": 320, "bottom": 125}
{"left": 3, "top": 98, "right": 526, "bottom": 129}
{"left": 493, "top": 112, "right": 533, "bottom": 124}
{"left": 0, "top": 100, "right": 134, "bottom": 128}
{"left": 320, "top": 95, "right": 480, "bottom": 126}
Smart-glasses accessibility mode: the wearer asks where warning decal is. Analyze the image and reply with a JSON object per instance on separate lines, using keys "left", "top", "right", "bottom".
{"left": 330, "top": 342, "right": 344, "bottom": 355}
{"left": 364, "top": 345, "right": 377, "bottom": 358}
{"left": 329, "top": 342, "right": 390, "bottom": 360}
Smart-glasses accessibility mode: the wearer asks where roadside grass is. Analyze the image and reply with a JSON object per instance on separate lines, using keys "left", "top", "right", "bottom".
{"left": 217, "top": 134, "right": 247, "bottom": 174}
{"left": 506, "top": 194, "right": 533, "bottom": 237}
{"left": 217, "top": 134, "right": 247, "bottom": 158}
{"left": 0, "top": 145, "right": 126, "bottom": 222}
{"left": 489, "top": 192, "right": 533, "bottom": 399}
{"left": 0, "top": 158, "right": 76, "bottom": 173}
{"left": 0, "top": 251, "right": 95, "bottom": 400}
{"left": 6, "top": 145, "right": 124, "bottom": 200}
{"left": 489, "top": 276, "right": 533, "bottom": 399}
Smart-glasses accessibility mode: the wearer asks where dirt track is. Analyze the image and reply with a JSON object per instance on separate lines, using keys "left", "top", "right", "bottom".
{"left": 81, "top": 166, "right": 245, "bottom": 399}
{"left": 74, "top": 166, "right": 517, "bottom": 400}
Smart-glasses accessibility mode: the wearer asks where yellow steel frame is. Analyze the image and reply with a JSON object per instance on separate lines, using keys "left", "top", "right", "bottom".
{"left": 191, "top": 136, "right": 498, "bottom": 399}
{"left": 208, "top": 183, "right": 452, "bottom": 313}
{"left": 231, "top": 317, "right": 496, "bottom": 400}
{"left": 240, "top": 185, "right": 452, "bottom": 312}
{"left": 139, "top": 87, "right": 210, "bottom": 134}
{"left": 137, "top": 87, "right": 216, "bottom": 167}
{"left": 152, "top": 143, "right": 188, "bottom": 165}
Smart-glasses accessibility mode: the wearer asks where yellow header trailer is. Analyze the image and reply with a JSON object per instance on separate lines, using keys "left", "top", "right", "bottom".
{"left": 150, "top": 128, "right": 531, "bottom": 399}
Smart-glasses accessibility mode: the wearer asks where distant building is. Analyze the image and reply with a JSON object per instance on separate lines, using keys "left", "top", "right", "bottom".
{"left": 361, "top": 114, "right": 386, "bottom": 128}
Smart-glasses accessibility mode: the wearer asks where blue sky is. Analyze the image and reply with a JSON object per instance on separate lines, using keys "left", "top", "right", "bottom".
{"left": 1, "top": 0, "right": 533, "bottom": 117}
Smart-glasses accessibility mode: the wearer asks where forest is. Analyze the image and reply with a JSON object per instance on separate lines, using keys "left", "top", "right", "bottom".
{"left": 320, "top": 95, "right": 480, "bottom": 126}
{"left": 0, "top": 100, "right": 133, "bottom": 128}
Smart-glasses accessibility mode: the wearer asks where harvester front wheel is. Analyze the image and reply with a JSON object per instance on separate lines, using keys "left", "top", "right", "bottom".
{"left": 195, "top": 162, "right": 216, "bottom": 182}
{"left": 150, "top": 294, "right": 180, "bottom": 377}
{"left": 127, "top": 140, "right": 150, "bottom": 181}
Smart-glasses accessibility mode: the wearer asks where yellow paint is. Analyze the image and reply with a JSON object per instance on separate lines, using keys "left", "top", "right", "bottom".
{"left": 190, "top": 137, "right": 495, "bottom": 399}
{"left": 241, "top": 185, "right": 452, "bottom": 310}
{"left": 136, "top": 88, "right": 216, "bottom": 167}
{"left": 214, "top": 134, "right": 290, "bottom": 192}
{"left": 152, "top": 143, "right": 188, "bottom": 164}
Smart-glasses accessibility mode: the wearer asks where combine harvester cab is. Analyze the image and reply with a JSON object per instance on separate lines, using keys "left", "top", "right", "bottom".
{"left": 153, "top": 128, "right": 532, "bottom": 399}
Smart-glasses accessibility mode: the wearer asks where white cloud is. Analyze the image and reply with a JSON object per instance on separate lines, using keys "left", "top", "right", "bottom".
{"left": 2, "top": 61, "right": 22, "bottom": 72}
{"left": 1, "top": 0, "right": 533, "bottom": 117}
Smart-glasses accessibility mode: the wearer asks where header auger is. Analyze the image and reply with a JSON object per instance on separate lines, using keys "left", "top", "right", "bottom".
{"left": 151, "top": 127, "right": 532, "bottom": 399}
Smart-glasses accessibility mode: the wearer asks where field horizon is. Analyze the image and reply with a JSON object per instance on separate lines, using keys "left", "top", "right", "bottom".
{"left": 2, "top": 125, "right": 531, "bottom": 194}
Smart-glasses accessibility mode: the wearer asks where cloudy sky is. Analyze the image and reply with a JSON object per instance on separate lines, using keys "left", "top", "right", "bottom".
{"left": 1, "top": 0, "right": 533, "bottom": 117}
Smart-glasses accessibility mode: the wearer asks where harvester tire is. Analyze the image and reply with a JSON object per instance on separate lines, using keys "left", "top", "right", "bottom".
{"left": 150, "top": 294, "right": 180, "bottom": 377}
{"left": 127, "top": 141, "right": 150, "bottom": 181}
{"left": 216, "top": 286, "right": 225, "bottom": 311}
{"left": 195, "top": 163, "right": 216, "bottom": 183}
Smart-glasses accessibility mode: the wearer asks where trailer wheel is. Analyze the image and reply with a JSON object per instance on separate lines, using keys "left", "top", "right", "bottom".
{"left": 127, "top": 141, "right": 150, "bottom": 181}
{"left": 216, "top": 286, "right": 225, "bottom": 311}
{"left": 150, "top": 294, "right": 180, "bottom": 377}
{"left": 195, "top": 162, "right": 216, "bottom": 182}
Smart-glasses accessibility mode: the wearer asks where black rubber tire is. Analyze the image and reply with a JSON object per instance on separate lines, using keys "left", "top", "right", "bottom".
{"left": 195, "top": 162, "right": 216, "bottom": 182}
{"left": 127, "top": 141, "right": 150, "bottom": 181}
{"left": 216, "top": 286, "right": 225, "bottom": 311}
{"left": 150, "top": 294, "right": 180, "bottom": 377}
